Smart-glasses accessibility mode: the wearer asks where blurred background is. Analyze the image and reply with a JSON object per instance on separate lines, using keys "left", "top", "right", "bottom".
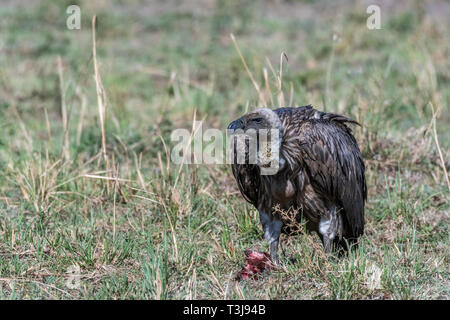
{"left": 0, "top": 0, "right": 448, "bottom": 299}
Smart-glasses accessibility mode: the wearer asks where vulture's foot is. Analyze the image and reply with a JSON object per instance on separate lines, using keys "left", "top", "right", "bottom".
{"left": 259, "top": 211, "right": 283, "bottom": 265}
{"left": 319, "top": 205, "right": 343, "bottom": 255}
{"left": 269, "top": 241, "right": 279, "bottom": 264}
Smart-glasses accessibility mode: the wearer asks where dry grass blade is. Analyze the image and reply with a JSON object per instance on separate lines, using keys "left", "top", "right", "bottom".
{"left": 57, "top": 55, "right": 70, "bottom": 162}
{"left": 230, "top": 33, "right": 266, "bottom": 106}
{"left": 325, "top": 34, "right": 337, "bottom": 108}
{"left": 82, "top": 174, "right": 132, "bottom": 183}
{"left": 76, "top": 86, "right": 87, "bottom": 146}
{"left": 92, "top": 15, "right": 110, "bottom": 191}
{"left": 429, "top": 102, "right": 450, "bottom": 191}
{"left": 113, "top": 166, "right": 119, "bottom": 241}
{"left": 277, "top": 52, "right": 288, "bottom": 107}
{"left": 265, "top": 53, "right": 288, "bottom": 108}
{"left": 44, "top": 106, "right": 52, "bottom": 140}
{"left": 263, "top": 68, "right": 274, "bottom": 106}
{"left": 0, "top": 278, "right": 74, "bottom": 298}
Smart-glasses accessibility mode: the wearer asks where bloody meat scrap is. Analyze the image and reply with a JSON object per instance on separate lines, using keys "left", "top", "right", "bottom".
{"left": 235, "top": 250, "right": 276, "bottom": 281}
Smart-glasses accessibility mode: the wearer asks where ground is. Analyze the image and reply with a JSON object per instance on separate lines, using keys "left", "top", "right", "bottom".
{"left": 0, "top": 0, "right": 448, "bottom": 299}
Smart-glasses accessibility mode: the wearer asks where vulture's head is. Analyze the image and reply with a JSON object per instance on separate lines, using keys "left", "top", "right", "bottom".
{"left": 227, "top": 108, "right": 282, "bottom": 132}
{"left": 227, "top": 108, "right": 284, "bottom": 175}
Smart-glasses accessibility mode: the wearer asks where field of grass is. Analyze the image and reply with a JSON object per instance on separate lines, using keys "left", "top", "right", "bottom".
{"left": 0, "top": 0, "right": 448, "bottom": 299}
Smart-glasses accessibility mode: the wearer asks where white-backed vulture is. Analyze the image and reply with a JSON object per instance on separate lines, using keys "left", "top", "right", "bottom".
{"left": 228, "top": 105, "right": 367, "bottom": 262}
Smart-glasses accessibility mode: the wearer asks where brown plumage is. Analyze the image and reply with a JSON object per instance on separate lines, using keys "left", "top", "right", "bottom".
{"left": 228, "top": 105, "right": 367, "bottom": 261}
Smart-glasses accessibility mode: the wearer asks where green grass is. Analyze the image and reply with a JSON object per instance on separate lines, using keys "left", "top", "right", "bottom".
{"left": 0, "top": 0, "right": 448, "bottom": 299}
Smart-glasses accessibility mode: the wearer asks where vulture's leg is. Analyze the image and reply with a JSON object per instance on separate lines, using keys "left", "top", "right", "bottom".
{"left": 259, "top": 211, "right": 283, "bottom": 263}
{"left": 319, "top": 205, "right": 341, "bottom": 254}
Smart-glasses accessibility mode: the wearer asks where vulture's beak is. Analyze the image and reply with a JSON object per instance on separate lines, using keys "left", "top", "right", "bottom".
{"left": 227, "top": 119, "right": 244, "bottom": 130}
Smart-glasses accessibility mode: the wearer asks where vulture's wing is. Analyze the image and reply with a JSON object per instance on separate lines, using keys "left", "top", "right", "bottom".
{"left": 297, "top": 119, "right": 366, "bottom": 237}
{"left": 231, "top": 164, "right": 260, "bottom": 207}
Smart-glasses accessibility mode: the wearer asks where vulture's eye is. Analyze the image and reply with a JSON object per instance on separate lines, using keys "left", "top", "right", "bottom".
{"left": 252, "top": 118, "right": 264, "bottom": 124}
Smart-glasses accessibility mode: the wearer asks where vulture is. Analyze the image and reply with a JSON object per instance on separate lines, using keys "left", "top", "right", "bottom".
{"left": 228, "top": 105, "right": 366, "bottom": 262}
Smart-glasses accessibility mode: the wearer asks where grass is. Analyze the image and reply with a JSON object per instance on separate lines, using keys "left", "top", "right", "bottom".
{"left": 0, "top": 0, "right": 448, "bottom": 299}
